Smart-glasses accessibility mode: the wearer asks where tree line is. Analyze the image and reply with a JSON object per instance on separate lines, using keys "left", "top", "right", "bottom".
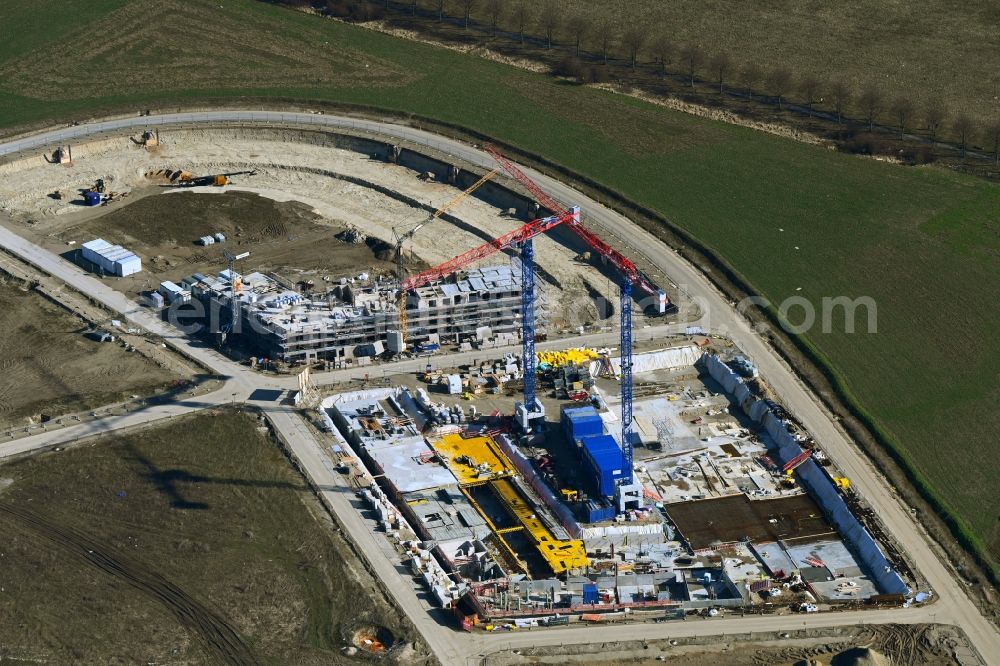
{"left": 268, "top": 0, "right": 1000, "bottom": 164}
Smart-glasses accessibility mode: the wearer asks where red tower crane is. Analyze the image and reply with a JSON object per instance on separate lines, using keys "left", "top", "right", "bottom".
{"left": 483, "top": 144, "right": 665, "bottom": 308}
{"left": 483, "top": 144, "right": 672, "bottom": 482}
{"left": 398, "top": 208, "right": 577, "bottom": 293}
{"left": 399, "top": 202, "right": 580, "bottom": 431}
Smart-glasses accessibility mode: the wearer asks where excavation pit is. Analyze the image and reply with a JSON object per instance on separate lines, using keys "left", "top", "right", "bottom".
{"left": 350, "top": 624, "right": 395, "bottom": 655}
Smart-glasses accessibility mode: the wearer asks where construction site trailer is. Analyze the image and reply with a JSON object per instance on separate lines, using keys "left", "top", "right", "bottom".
{"left": 81, "top": 238, "right": 142, "bottom": 277}
{"left": 158, "top": 280, "right": 191, "bottom": 304}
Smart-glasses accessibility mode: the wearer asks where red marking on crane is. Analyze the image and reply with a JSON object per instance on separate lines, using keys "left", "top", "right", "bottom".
{"left": 485, "top": 144, "right": 657, "bottom": 297}
{"left": 782, "top": 450, "right": 813, "bottom": 472}
{"left": 400, "top": 209, "right": 577, "bottom": 292}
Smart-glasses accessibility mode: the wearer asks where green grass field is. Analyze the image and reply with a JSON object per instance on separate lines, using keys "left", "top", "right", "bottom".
{"left": 0, "top": 411, "right": 412, "bottom": 663}
{"left": 0, "top": 0, "right": 996, "bottom": 574}
{"left": 544, "top": 0, "right": 1000, "bottom": 130}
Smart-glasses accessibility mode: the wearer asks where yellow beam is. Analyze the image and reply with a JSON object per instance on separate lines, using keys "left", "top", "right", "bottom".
{"left": 432, "top": 169, "right": 499, "bottom": 220}
{"left": 496, "top": 525, "right": 525, "bottom": 535}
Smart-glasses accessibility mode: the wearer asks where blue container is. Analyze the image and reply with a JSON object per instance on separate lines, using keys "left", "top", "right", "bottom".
{"left": 584, "top": 499, "right": 616, "bottom": 523}
{"left": 561, "top": 406, "right": 604, "bottom": 442}
{"left": 83, "top": 191, "right": 101, "bottom": 206}
{"left": 582, "top": 582, "right": 599, "bottom": 604}
{"left": 582, "top": 434, "right": 627, "bottom": 496}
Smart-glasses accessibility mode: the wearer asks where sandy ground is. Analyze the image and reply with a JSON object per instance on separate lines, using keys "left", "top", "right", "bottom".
{"left": 0, "top": 128, "right": 637, "bottom": 330}
{"left": 43, "top": 189, "right": 401, "bottom": 302}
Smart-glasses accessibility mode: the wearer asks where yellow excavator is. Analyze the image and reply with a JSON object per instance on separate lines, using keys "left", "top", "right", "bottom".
{"left": 395, "top": 169, "right": 498, "bottom": 348}
{"left": 176, "top": 170, "right": 257, "bottom": 187}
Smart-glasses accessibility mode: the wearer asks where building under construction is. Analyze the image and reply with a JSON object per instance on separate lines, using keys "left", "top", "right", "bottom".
{"left": 170, "top": 262, "right": 540, "bottom": 363}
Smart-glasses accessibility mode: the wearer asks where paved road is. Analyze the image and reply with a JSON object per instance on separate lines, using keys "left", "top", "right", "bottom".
{"left": 0, "top": 390, "right": 231, "bottom": 460}
{"left": 481, "top": 606, "right": 930, "bottom": 652}
{"left": 1, "top": 113, "right": 996, "bottom": 664}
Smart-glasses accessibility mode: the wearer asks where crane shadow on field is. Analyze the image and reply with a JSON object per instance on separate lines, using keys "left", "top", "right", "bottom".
{"left": 123, "top": 443, "right": 309, "bottom": 510}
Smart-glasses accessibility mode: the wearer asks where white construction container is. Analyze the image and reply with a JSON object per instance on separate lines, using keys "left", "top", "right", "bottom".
{"left": 81, "top": 238, "right": 142, "bottom": 277}
{"left": 158, "top": 280, "right": 191, "bottom": 304}
{"left": 198, "top": 235, "right": 215, "bottom": 246}
{"left": 387, "top": 330, "right": 405, "bottom": 354}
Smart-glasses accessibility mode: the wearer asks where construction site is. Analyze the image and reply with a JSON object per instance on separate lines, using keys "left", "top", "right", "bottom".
{"left": 0, "top": 121, "right": 943, "bottom": 652}
{"left": 317, "top": 334, "right": 914, "bottom": 631}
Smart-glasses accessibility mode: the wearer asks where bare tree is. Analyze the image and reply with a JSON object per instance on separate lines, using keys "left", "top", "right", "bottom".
{"left": 595, "top": 18, "right": 615, "bottom": 65}
{"left": 708, "top": 52, "right": 731, "bottom": 94}
{"left": 509, "top": 1, "right": 531, "bottom": 43}
{"left": 829, "top": 79, "right": 851, "bottom": 125}
{"left": 798, "top": 74, "right": 820, "bottom": 116}
{"left": 434, "top": 0, "right": 445, "bottom": 21}
{"left": 767, "top": 66, "right": 793, "bottom": 110}
{"left": 987, "top": 119, "right": 1000, "bottom": 165}
{"left": 484, "top": 0, "right": 503, "bottom": 37}
{"left": 952, "top": 113, "right": 974, "bottom": 158}
{"left": 858, "top": 84, "right": 883, "bottom": 132}
{"left": 650, "top": 35, "right": 674, "bottom": 78}
{"left": 410, "top": 0, "right": 417, "bottom": 16}
{"left": 679, "top": 43, "right": 704, "bottom": 87}
{"left": 460, "top": 0, "right": 475, "bottom": 29}
{"left": 923, "top": 101, "right": 948, "bottom": 142}
{"left": 538, "top": 4, "right": 560, "bottom": 49}
{"left": 741, "top": 62, "right": 762, "bottom": 100}
{"left": 890, "top": 96, "right": 915, "bottom": 139}
{"left": 566, "top": 14, "right": 589, "bottom": 57}
{"left": 622, "top": 25, "right": 649, "bottom": 71}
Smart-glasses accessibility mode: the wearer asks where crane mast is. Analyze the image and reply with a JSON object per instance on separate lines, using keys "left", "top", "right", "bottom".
{"left": 397, "top": 145, "right": 660, "bottom": 479}
{"left": 483, "top": 144, "right": 651, "bottom": 478}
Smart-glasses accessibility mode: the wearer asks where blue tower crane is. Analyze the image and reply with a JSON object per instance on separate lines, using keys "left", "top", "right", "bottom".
{"left": 620, "top": 281, "right": 634, "bottom": 475}
{"left": 520, "top": 238, "right": 538, "bottom": 413}
{"left": 481, "top": 144, "right": 666, "bottom": 455}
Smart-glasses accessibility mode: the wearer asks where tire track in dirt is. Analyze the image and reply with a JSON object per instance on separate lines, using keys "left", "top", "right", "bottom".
{"left": 0, "top": 501, "right": 259, "bottom": 666}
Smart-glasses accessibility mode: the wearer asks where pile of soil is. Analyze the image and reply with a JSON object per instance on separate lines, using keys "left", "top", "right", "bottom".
{"left": 350, "top": 624, "right": 395, "bottom": 655}
{"left": 830, "top": 647, "right": 891, "bottom": 666}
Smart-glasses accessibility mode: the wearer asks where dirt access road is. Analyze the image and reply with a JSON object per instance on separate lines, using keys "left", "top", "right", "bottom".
{"left": 0, "top": 218, "right": 989, "bottom": 666}
{"left": 0, "top": 113, "right": 997, "bottom": 664}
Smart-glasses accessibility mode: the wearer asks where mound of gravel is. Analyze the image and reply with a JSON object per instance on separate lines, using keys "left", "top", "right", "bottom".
{"left": 831, "top": 647, "right": 891, "bottom": 666}
{"left": 336, "top": 226, "right": 367, "bottom": 244}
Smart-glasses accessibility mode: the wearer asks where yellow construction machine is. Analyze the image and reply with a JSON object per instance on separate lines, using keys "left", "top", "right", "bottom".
{"left": 176, "top": 170, "right": 256, "bottom": 187}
